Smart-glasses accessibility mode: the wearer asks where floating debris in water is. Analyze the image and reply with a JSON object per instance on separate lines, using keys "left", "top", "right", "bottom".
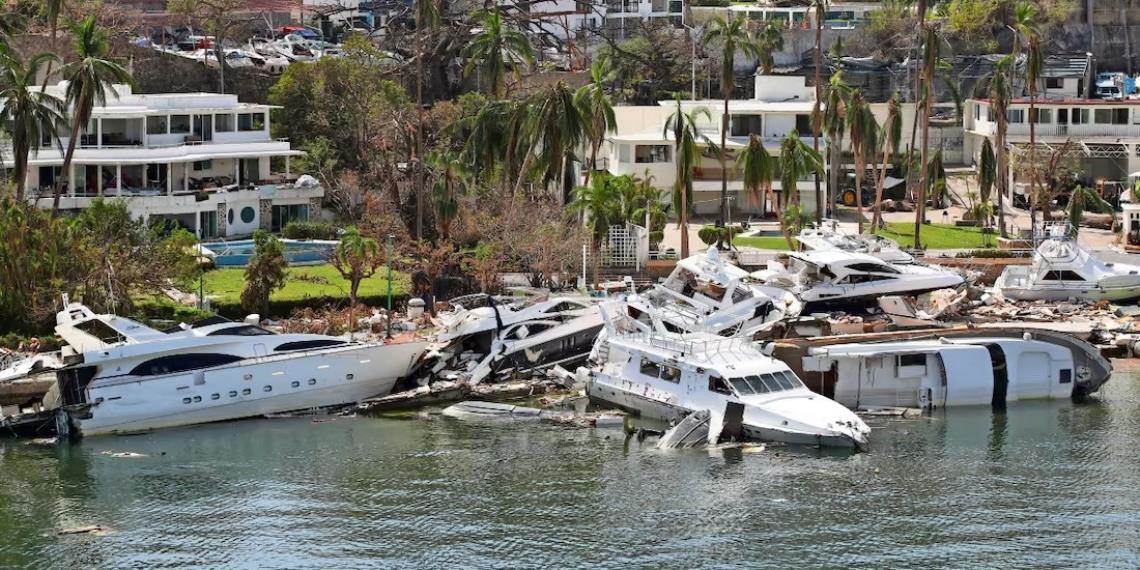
{"left": 57, "top": 525, "right": 112, "bottom": 536}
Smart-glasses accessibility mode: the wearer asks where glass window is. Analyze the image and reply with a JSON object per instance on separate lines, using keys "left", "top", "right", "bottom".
{"left": 758, "top": 374, "right": 782, "bottom": 392}
{"left": 746, "top": 375, "right": 769, "bottom": 393}
{"left": 729, "top": 377, "right": 755, "bottom": 396}
{"left": 1045, "top": 77, "right": 1063, "bottom": 89}
{"left": 146, "top": 115, "right": 168, "bottom": 135}
{"left": 215, "top": 114, "right": 235, "bottom": 132}
{"left": 639, "top": 357, "right": 659, "bottom": 377}
{"left": 848, "top": 262, "right": 900, "bottom": 274}
{"left": 208, "top": 325, "right": 274, "bottom": 336}
{"left": 634, "top": 144, "right": 671, "bottom": 163}
{"left": 252, "top": 113, "right": 265, "bottom": 130}
{"left": 193, "top": 159, "right": 213, "bottom": 171}
{"left": 237, "top": 112, "right": 266, "bottom": 131}
{"left": 1071, "top": 108, "right": 1089, "bottom": 124}
{"left": 131, "top": 353, "right": 244, "bottom": 376}
{"left": 660, "top": 365, "right": 681, "bottom": 383}
{"left": 1007, "top": 109, "right": 1024, "bottom": 124}
{"left": 170, "top": 114, "right": 191, "bottom": 134}
{"left": 770, "top": 372, "right": 794, "bottom": 390}
{"left": 274, "top": 340, "right": 348, "bottom": 351}
{"left": 619, "top": 144, "right": 631, "bottom": 163}
{"left": 1093, "top": 108, "right": 1127, "bottom": 124}
{"left": 779, "top": 370, "right": 803, "bottom": 389}
{"left": 1030, "top": 108, "right": 1052, "bottom": 124}
{"left": 1042, "top": 270, "right": 1086, "bottom": 281}
{"left": 708, "top": 376, "right": 733, "bottom": 395}
{"left": 730, "top": 114, "right": 763, "bottom": 137}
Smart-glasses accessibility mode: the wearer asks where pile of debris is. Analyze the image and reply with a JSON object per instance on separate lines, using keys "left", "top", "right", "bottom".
{"left": 964, "top": 297, "right": 1122, "bottom": 325}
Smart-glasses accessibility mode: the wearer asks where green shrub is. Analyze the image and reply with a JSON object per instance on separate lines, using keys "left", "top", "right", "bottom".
{"left": 282, "top": 221, "right": 339, "bottom": 240}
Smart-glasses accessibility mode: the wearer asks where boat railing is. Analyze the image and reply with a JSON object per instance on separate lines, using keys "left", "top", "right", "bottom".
{"left": 629, "top": 332, "right": 757, "bottom": 364}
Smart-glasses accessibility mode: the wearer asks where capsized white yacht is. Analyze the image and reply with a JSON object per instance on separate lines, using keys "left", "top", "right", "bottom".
{"left": 626, "top": 248, "right": 801, "bottom": 337}
{"left": 995, "top": 229, "right": 1140, "bottom": 302}
{"left": 756, "top": 251, "right": 965, "bottom": 310}
{"left": 798, "top": 334, "right": 1110, "bottom": 409}
{"left": 581, "top": 304, "right": 870, "bottom": 449}
{"left": 796, "top": 219, "right": 915, "bottom": 264}
{"left": 53, "top": 303, "right": 427, "bottom": 436}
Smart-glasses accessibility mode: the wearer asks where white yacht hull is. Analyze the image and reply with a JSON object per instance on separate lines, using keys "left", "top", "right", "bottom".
{"left": 586, "top": 372, "right": 865, "bottom": 449}
{"left": 70, "top": 341, "right": 426, "bottom": 436}
{"left": 995, "top": 272, "right": 1140, "bottom": 302}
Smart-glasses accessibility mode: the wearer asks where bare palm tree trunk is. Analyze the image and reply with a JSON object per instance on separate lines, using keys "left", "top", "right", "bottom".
{"left": 52, "top": 120, "right": 82, "bottom": 215}
{"left": 872, "top": 145, "right": 892, "bottom": 230}
{"left": 720, "top": 96, "right": 729, "bottom": 230}
{"left": 915, "top": 77, "right": 931, "bottom": 249}
{"left": 812, "top": 7, "right": 823, "bottom": 223}
{"left": 681, "top": 179, "right": 691, "bottom": 258}
{"left": 415, "top": 33, "right": 425, "bottom": 240}
{"left": 855, "top": 155, "right": 865, "bottom": 233}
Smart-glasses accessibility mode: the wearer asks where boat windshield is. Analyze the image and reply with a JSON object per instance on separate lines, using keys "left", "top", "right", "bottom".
{"left": 729, "top": 371, "right": 805, "bottom": 396}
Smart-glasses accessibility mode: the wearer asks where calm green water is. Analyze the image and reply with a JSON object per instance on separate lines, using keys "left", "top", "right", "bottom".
{"left": 3, "top": 369, "right": 1140, "bottom": 569}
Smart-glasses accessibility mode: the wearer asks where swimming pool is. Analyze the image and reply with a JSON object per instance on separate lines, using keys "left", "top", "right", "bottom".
{"left": 201, "top": 239, "right": 339, "bottom": 267}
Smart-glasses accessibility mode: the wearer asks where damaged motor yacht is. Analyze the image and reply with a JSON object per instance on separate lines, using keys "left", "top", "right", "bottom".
{"left": 794, "top": 333, "right": 1111, "bottom": 410}
{"left": 53, "top": 302, "right": 427, "bottom": 436}
{"left": 756, "top": 251, "right": 965, "bottom": 311}
{"left": 420, "top": 295, "right": 603, "bottom": 384}
{"left": 995, "top": 228, "right": 1140, "bottom": 302}
{"left": 796, "top": 219, "right": 915, "bottom": 264}
{"left": 625, "top": 248, "right": 801, "bottom": 337}
{"left": 581, "top": 304, "right": 870, "bottom": 449}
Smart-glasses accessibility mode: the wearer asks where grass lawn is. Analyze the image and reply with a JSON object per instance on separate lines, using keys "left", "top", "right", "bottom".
{"left": 203, "top": 263, "right": 410, "bottom": 306}
{"left": 733, "top": 235, "right": 795, "bottom": 250}
{"left": 876, "top": 223, "right": 996, "bottom": 249}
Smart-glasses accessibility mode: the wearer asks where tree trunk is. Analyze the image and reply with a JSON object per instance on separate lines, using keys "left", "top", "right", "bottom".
{"left": 813, "top": 8, "right": 823, "bottom": 223}
{"left": 512, "top": 148, "right": 537, "bottom": 197}
{"left": 584, "top": 140, "right": 600, "bottom": 186}
{"left": 53, "top": 101, "right": 90, "bottom": 216}
{"left": 872, "top": 146, "right": 892, "bottom": 231}
{"left": 720, "top": 96, "right": 729, "bottom": 228}
{"left": 915, "top": 79, "right": 931, "bottom": 249}
{"left": 415, "top": 33, "right": 425, "bottom": 240}
{"left": 1029, "top": 93, "right": 1038, "bottom": 233}
{"left": 855, "top": 155, "right": 864, "bottom": 234}
{"left": 680, "top": 180, "right": 691, "bottom": 259}
{"left": 997, "top": 119, "right": 1007, "bottom": 238}
{"left": 828, "top": 135, "right": 841, "bottom": 216}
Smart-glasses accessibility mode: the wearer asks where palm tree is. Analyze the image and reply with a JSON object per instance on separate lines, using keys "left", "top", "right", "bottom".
{"left": 427, "top": 149, "right": 466, "bottom": 240}
{"left": 738, "top": 134, "right": 774, "bottom": 216}
{"left": 1025, "top": 33, "right": 1045, "bottom": 225}
{"left": 512, "top": 82, "right": 585, "bottom": 201}
{"left": 978, "top": 137, "right": 996, "bottom": 206}
{"left": 1010, "top": 2, "right": 1040, "bottom": 228}
{"left": 568, "top": 174, "right": 619, "bottom": 285}
{"left": 978, "top": 56, "right": 1014, "bottom": 238}
{"left": 913, "top": 23, "right": 939, "bottom": 249}
{"left": 575, "top": 57, "right": 617, "bottom": 186}
{"left": 0, "top": 51, "right": 65, "bottom": 200}
{"left": 331, "top": 226, "right": 382, "bottom": 307}
{"left": 664, "top": 95, "right": 714, "bottom": 258}
{"left": 52, "top": 15, "right": 134, "bottom": 214}
{"left": 1067, "top": 185, "right": 1114, "bottom": 237}
{"left": 847, "top": 90, "right": 878, "bottom": 234}
{"left": 462, "top": 8, "right": 534, "bottom": 98}
{"left": 810, "top": 0, "right": 827, "bottom": 223}
{"left": 754, "top": 20, "right": 784, "bottom": 75}
{"left": 702, "top": 15, "right": 760, "bottom": 229}
{"left": 778, "top": 130, "right": 824, "bottom": 245}
{"left": 414, "top": 0, "right": 441, "bottom": 239}
{"left": 822, "top": 72, "right": 851, "bottom": 217}
{"left": 872, "top": 92, "right": 902, "bottom": 231}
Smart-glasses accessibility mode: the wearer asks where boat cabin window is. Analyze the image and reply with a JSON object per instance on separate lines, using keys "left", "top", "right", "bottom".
{"left": 896, "top": 353, "right": 928, "bottom": 376}
{"left": 730, "top": 286, "right": 753, "bottom": 304}
{"left": 735, "top": 371, "right": 804, "bottom": 395}
{"left": 639, "top": 358, "right": 681, "bottom": 383}
{"left": 208, "top": 325, "right": 275, "bottom": 336}
{"left": 544, "top": 301, "right": 586, "bottom": 313}
{"left": 847, "top": 262, "right": 900, "bottom": 274}
{"left": 73, "top": 320, "right": 128, "bottom": 344}
{"left": 130, "top": 353, "right": 244, "bottom": 376}
{"left": 838, "top": 274, "right": 895, "bottom": 284}
{"left": 274, "top": 339, "right": 348, "bottom": 352}
{"left": 708, "top": 376, "right": 733, "bottom": 395}
{"left": 1041, "top": 270, "right": 1086, "bottom": 281}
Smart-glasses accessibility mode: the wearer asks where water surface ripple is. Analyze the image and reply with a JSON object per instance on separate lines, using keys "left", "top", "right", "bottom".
{"left": 2, "top": 368, "right": 1140, "bottom": 568}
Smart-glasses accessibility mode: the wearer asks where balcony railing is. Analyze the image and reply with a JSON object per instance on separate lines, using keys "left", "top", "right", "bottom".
{"left": 971, "top": 122, "right": 1140, "bottom": 139}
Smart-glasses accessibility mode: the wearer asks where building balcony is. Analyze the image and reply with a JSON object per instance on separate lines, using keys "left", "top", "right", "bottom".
{"left": 969, "top": 122, "right": 1140, "bottom": 141}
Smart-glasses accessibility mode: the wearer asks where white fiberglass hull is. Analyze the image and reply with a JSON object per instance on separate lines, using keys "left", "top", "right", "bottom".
{"left": 995, "top": 272, "right": 1140, "bottom": 302}
{"left": 586, "top": 371, "right": 868, "bottom": 449}
{"left": 72, "top": 341, "right": 426, "bottom": 436}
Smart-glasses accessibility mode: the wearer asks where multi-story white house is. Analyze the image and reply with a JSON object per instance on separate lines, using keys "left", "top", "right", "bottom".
{"left": 600, "top": 74, "right": 918, "bottom": 217}
{"left": 516, "top": 0, "right": 683, "bottom": 42}
{"left": 6, "top": 82, "right": 321, "bottom": 239}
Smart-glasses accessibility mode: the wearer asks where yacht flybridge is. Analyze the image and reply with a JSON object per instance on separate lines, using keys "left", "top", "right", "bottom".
{"left": 995, "top": 229, "right": 1140, "bottom": 302}
{"left": 756, "top": 251, "right": 965, "bottom": 310}
{"left": 53, "top": 303, "right": 427, "bottom": 436}
{"left": 796, "top": 219, "right": 915, "bottom": 264}
{"left": 625, "top": 248, "right": 801, "bottom": 337}
{"left": 582, "top": 304, "right": 870, "bottom": 449}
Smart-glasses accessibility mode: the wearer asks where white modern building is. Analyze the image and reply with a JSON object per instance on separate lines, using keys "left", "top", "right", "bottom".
{"left": 6, "top": 82, "right": 321, "bottom": 239}
{"left": 600, "top": 74, "right": 918, "bottom": 217}
{"left": 515, "top": 0, "right": 683, "bottom": 42}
